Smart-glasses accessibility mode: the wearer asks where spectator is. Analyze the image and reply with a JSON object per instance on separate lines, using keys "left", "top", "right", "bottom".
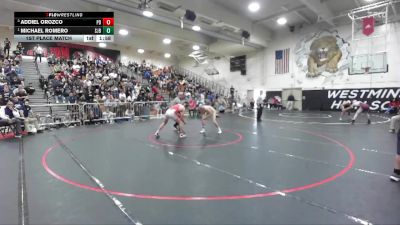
{"left": 287, "top": 94, "right": 295, "bottom": 110}
{"left": 256, "top": 91, "right": 264, "bottom": 121}
{"left": 171, "top": 92, "right": 185, "bottom": 106}
{"left": 385, "top": 98, "right": 400, "bottom": 114}
{"left": 188, "top": 97, "right": 197, "bottom": 118}
{"left": 34, "top": 44, "right": 43, "bottom": 63}
{"left": 217, "top": 96, "right": 227, "bottom": 113}
{"left": 249, "top": 98, "right": 255, "bottom": 110}
{"left": 3, "top": 38, "right": 11, "bottom": 57}
{"left": 54, "top": 86, "right": 64, "bottom": 103}
{"left": 16, "top": 42, "right": 23, "bottom": 53}
{"left": 14, "top": 85, "right": 28, "bottom": 103}
{"left": 19, "top": 100, "right": 42, "bottom": 134}
{"left": 0, "top": 100, "right": 23, "bottom": 138}
{"left": 68, "top": 92, "right": 77, "bottom": 104}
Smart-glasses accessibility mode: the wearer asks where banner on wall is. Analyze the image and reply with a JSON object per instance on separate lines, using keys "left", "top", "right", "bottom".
{"left": 303, "top": 88, "right": 399, "bottom": 111}
{"left": 22, "top": 42, "right": 120, "bottom": 62}
{"left": 362, "top": 16, "right": 375, "bottom": 36}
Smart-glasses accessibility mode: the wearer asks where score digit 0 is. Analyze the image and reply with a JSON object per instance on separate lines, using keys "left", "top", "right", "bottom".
{"left": 102, "top": 18, "right": 114, "bottom": 26}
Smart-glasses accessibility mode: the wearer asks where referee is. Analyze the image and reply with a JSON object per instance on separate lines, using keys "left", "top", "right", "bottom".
{"left": 256, "top": 91, "right": 264, "bottom": 121}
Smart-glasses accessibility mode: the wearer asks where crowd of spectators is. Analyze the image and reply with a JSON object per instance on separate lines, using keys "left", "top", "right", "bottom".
{"left": 0, "top": 40, "right": 41, "bottom": 138}
{"left": 41, "top": 56, "right": 231, "bottom": 119}
{"left": 0, "top": 39, "right": 232, "bottom": 138}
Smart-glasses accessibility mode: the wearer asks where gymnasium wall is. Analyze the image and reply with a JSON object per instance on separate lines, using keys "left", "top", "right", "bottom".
{"left": 264, "top": 22, "right": 400, "bottom": 91}
{"left": 178, "top": 50, "right": 267, "bottom": 100}
{"left": 179, "top": 22, "right": 400, "bottom": 102}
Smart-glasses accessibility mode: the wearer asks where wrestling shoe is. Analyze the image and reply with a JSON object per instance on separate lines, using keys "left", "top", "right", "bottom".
{"left": 351, "top": 120, "right": 355, "bottom": 125}
{"left": 389, "top": 129, "right": 395, "bottom": 133}
{"left": 154, "top": 132, "right": 160, "bottom": 139}
{"left": 217, "top": 129, "right": 222, "bottom": 134}
{"left": 200, "top": 128, "right": 206, "bottom": 134}
{"left": 339, "top": 117, "right": 342, "bottom": 121}
{"left": 390, "top": 173, "right": 400, "bottom": 182}
{"left": 367, "top": 119, "right": 371, "bottom": 125}
{"left": 179, "top": 133, "right": 187, "bottom": 138}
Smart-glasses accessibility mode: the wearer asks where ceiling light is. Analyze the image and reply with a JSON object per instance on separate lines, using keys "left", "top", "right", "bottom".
{"left": 164, "top": 53, "right": 171, "bottom": 58}
{"left": 138, "top": 49, "right": 145, "bottom": 54}
{"left": 277, "top": 17, "right": 287, "bottom": 25}
{"left": 192, "top": 45, "right": 200, "bottom": 50}
{"left": 98, "top": 43, "right": 106, "bottom": 48}
{"left": 163, "top": 38, "right": 171, "bottom": 44}
{"left": 142, "top": 10, "right": 153, "bottom": 17}
{"left": 248, "top": 2, "right": 260, "bottom": 12}
{"left": 192, "top": 25, "right": 201, "bottom": 31}
{"left": 364, "top": 0, "right": 374, "bottom": 2}
{"left": 119, "top": 29, "right": 129, "bottom": 36}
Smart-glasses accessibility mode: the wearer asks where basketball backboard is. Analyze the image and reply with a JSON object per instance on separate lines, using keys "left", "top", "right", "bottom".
{"left": 349, "top": 52, "right": 388, "bottom": 75}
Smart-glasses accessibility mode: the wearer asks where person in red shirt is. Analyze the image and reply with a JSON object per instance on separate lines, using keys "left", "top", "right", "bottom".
{"left": 151, "top": 85, "right": 159, "bottom": 99}
{"left": 155, "top": 94, "right": 164, "bottom": 102}
{"left": 385, "top": 98, "right": 400, "bottom": 114}
{"left": 155, "top": 104, "right": 186, "bottom": 138}
{"left": 188, "top": 98, "right": 197, "bottom": 117}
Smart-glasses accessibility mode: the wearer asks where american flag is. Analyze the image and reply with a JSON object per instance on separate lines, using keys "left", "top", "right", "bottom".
{"left": 275, "top": 48, "right": 290, "bottom": 74}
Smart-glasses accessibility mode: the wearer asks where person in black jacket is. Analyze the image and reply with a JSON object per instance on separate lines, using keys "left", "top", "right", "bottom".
{"left": 256, "top": 91, "right": 264, "bottom": 121}
{"left": 287, "top": 94, "right": 295, "bottom": 110}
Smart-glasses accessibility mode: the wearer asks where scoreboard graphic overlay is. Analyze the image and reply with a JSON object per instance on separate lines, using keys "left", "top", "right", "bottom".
{"left": 14, "top": 12, "right": 114, "bottom": 43}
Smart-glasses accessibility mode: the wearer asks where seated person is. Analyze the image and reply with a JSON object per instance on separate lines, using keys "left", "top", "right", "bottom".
{"left": 54, "top": 86, "right": 64, "bottom": 103}
{"left": 0, "top": 100, "right": 23, "bottom": 138}
{"left": 249, "top": 98, "right": 255, "bottom": 110}
{"left": 9, "top": 74, "right": 23, "bottom": 89}
{"left": 19, "top": 100, "right": 42, "bottom": 133}
{"left": 13, "top": 85, "right": 28, "bottom": 102}
{"left": 25, "top": 83, "right": 35, "bottom": 95}
{"left": 385, "top": 98, "right": 400, "bottom": 114}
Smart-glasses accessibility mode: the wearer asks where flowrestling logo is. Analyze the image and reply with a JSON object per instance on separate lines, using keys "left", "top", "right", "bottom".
{"left": 327, "top": 88, "right": 400, "bottom": 110}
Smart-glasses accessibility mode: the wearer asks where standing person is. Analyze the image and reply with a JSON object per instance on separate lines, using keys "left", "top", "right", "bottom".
{"left": 217, "top": 96, "right": 227, "bottom": 113}
{"left": 198, "top": 105, "right": 222, "bottom": 134}
{"left": 340, "top": 100, "right": 352, "bottom": 121}
{"left": 3, "top": 38, "right": 11, "bottom": 57}
{"left": 256, "top": 91, "right": 264, "bottom": 121}
{"left": 16, "top": 42, "right": 23, "bottom": 52}
{"left": 154, "top": 103, "right": 186, "bottom": 138}
{"left": 287, "top": 93, "right": 295, "bottom": 110}
{"left": 391, "top": 130, "right": 400, "bottom": 182}
{"left": 389, "top": 113, "right": 400, "bottom": 133}
{"left": 34, "top": 44, "right": 43, "bottom": 63}
{"left": 188, "top": 97, "right": 197, "bottom": 118}
{"left": 351, "top": 100, "right": 371, "bottom": 125}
